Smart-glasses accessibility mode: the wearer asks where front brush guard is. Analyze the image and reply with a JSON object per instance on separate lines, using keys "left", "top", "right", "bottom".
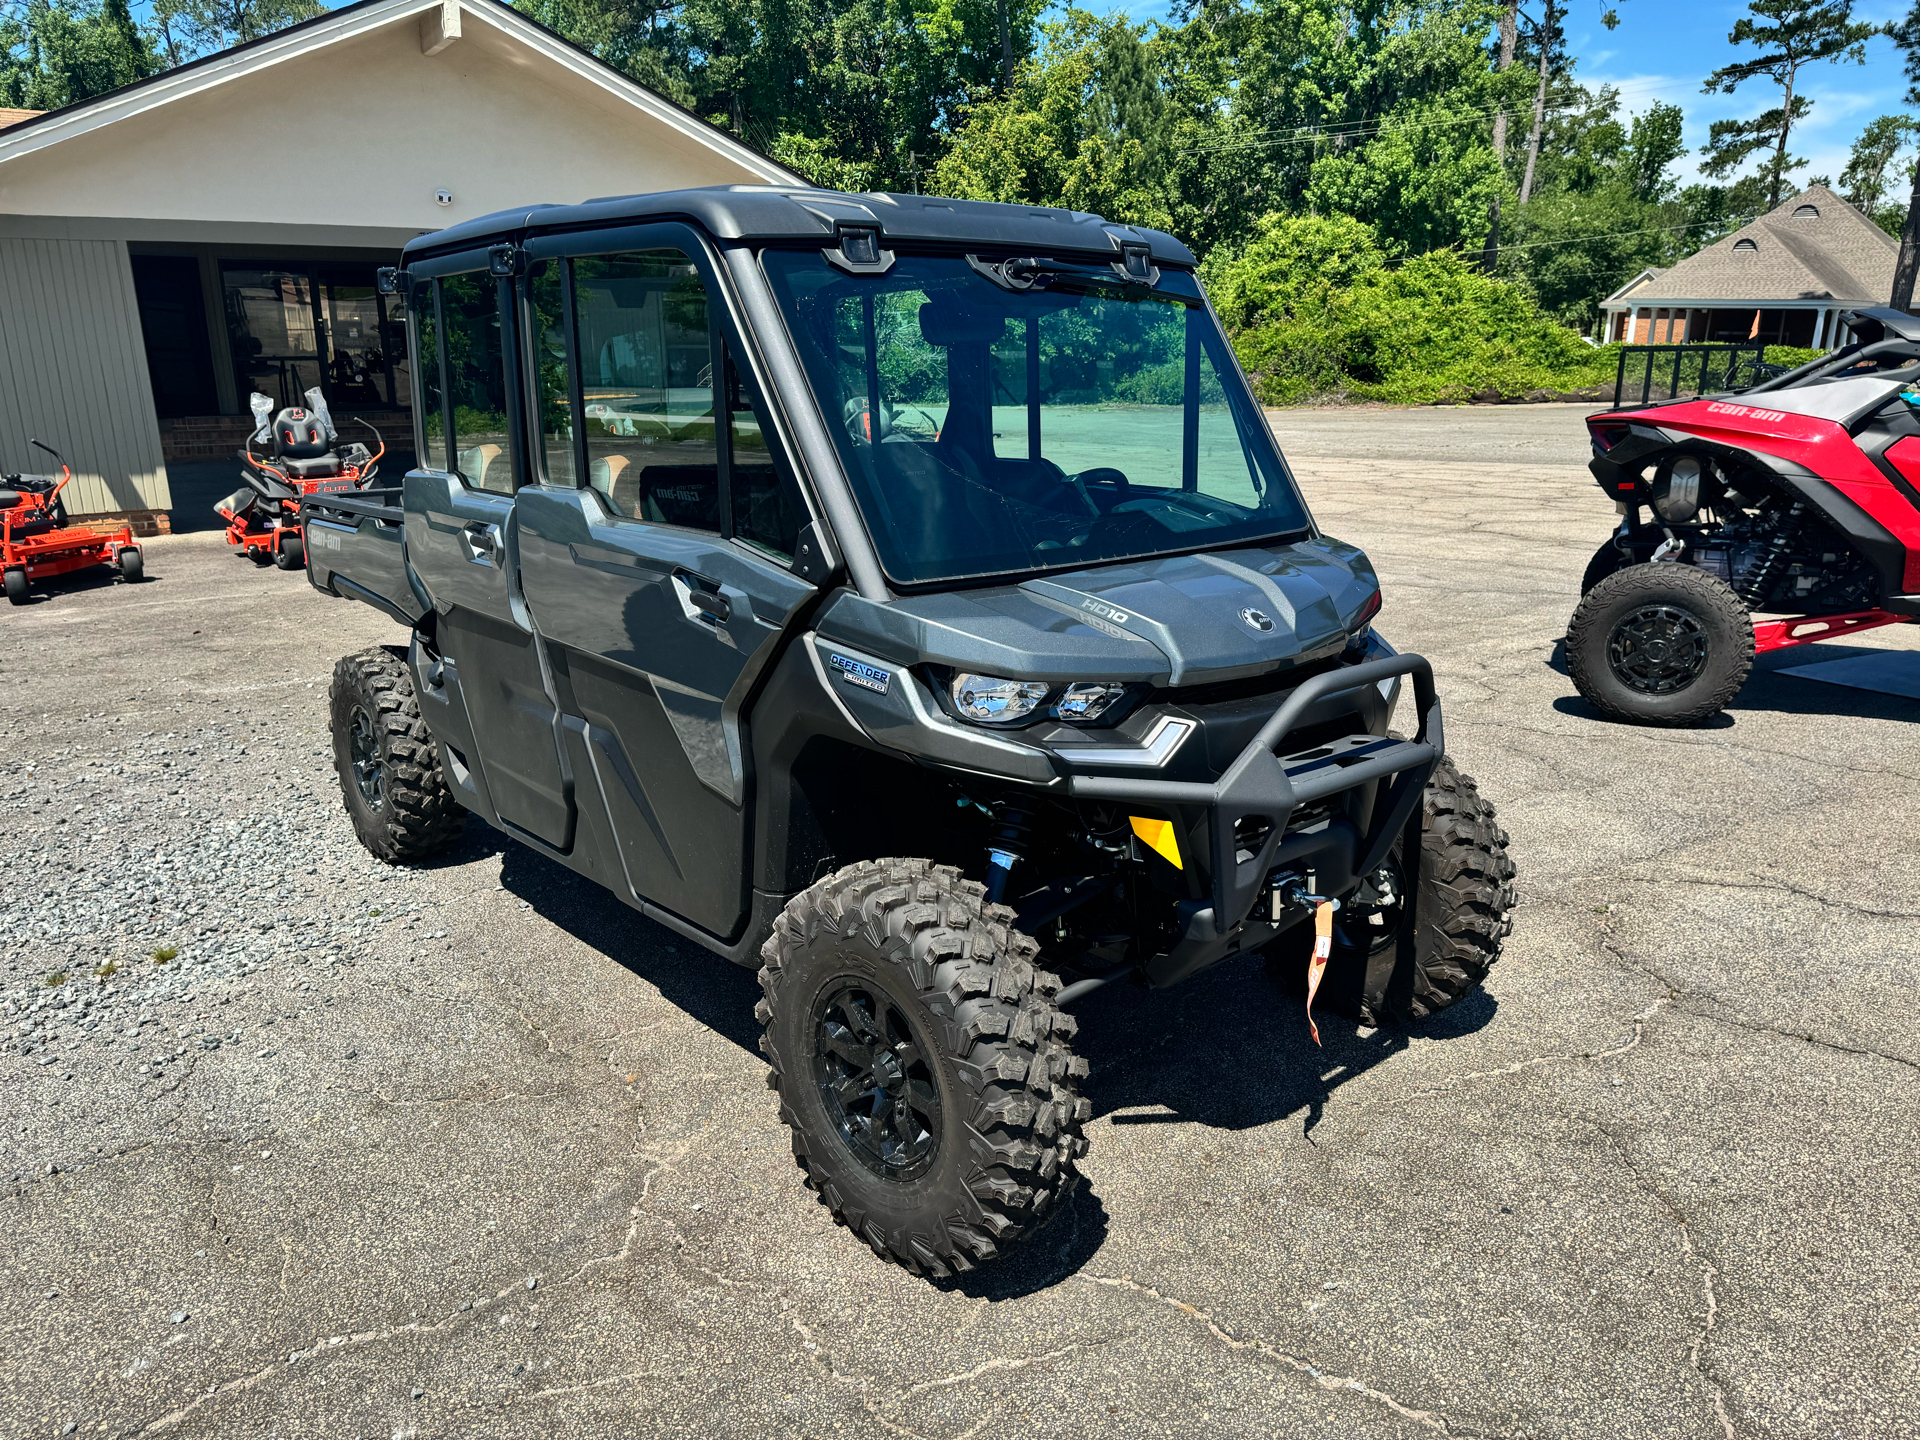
{"left": 1067, "top": 654, "right": 1442, "bottom": 982}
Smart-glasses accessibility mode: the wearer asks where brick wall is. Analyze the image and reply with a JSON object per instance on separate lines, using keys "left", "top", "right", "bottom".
{"left": 159, "top": 410, "right": 411, "bottom": 463}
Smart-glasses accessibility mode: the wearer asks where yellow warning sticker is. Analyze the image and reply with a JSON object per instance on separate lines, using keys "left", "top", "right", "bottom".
{"left": 1129, "top": 816, "right": 1182, "bottom": 869}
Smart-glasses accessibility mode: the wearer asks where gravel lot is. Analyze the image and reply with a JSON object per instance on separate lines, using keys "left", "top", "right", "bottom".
{"left": 1, "top": 404, "right": 1914, "bottom": 1438}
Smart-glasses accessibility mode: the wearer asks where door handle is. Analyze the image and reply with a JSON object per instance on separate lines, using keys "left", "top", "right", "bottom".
{"left": 463, "top": 520, "right": 501, "bottom": 565}
{"left": 673, "top": 568, "right": 731, "bottom": 626}
{"left": 689, "top": 589, "right": 731, "bottom": 624}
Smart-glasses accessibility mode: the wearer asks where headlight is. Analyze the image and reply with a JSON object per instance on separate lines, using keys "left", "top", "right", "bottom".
{"left": 1054, "top": 681, "right": 1126, "bottom": 722}
{"left": 952, "top": 673, "right": 1050, "bottom": 723}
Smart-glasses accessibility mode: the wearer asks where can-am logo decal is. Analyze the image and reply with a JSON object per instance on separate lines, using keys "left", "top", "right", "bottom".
{"left": 1080, "top": 598, "right": 1131, "bottom": 625}
{"left": 828, "top": 653, "right": 890, "bottom": 694}
{"left": 1239, "top": 607, "right": 1275, "bottom": 633}
{"left": 1706, "top": 402, "right": 1787, "bottom": 423}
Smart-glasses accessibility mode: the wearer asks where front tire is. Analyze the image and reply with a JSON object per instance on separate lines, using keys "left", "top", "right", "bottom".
{"left": 757, "top": 859, "right": 1090, "bottom": 1277}
{"left": 117, "top": 547, "right": 143, "bottom": 582}
{"left": 3, "top": 567, "right": 26, "bottom": 605}
{"left": 273, "top": 530, "right": 304, "bottom": 571}
{"left": 1567, "top": 563, "right": 1753, "bottom": 725}
{"left": 1270, "top": 756, "right": 1516, "bottom": 1026}
{"left": 328, "top": 645, "right": 464, "bottom": 863}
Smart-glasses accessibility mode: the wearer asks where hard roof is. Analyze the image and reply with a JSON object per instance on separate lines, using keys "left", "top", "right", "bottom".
{"left": 1603, "top": 184, "right": 1898, "bottom": 307}
{"left": 401, "top": 186, "right": 1199, "bottom": 267}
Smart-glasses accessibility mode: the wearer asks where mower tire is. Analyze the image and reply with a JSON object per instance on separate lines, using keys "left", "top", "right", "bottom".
{"left": 757, "top": 858, "right": 1089, "bottom": 1278}
{"left": 1269, "top": 755, "right": 1516, "bottom": 1027}
{"left": 1567, "top": 562, "right": 1753, "bottom": 725}
{"left": 4, "top": 567, "right": 25, "bottom": 605}
{"left": 273, "top": 531, "right": 304, "bottom": 571}
{"left": 329, "top": 645, "right": 464, "bottom": 864}
{"left": 118, "top": 548, "right": 143, "bottom": 582}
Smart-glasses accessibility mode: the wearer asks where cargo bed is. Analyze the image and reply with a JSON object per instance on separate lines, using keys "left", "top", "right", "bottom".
{"left": 301, "top": 487, "right": 423, "bottom": 624}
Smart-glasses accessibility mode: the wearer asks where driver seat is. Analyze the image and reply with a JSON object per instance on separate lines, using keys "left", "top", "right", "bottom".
{"left": 272, "top": 408, "right": 342, "bottom": 479}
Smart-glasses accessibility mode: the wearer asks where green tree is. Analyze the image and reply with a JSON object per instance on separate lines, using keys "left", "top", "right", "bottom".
{"left": 0, "top": 0, "right": 157, "bottom": 108}
{"left": 1838, "top": 113, "right": 1918, "bottom": 233}
{"left": 1700, "top": 0, "right": 1875, "bottom": 211}
{"left": 148, "top": 0, "right": 324, "bottom": 62}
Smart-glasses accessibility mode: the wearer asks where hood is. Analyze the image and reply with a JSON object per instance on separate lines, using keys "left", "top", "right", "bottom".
{"left": 818, "top": 537, "right": 1380, "bottom": 687}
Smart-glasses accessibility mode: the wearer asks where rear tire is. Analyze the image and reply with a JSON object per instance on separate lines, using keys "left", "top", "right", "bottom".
{"left": 329, "top": 645, "right": 464, "bottom": 863}
{"left": 3, "top": 567, "right": 25, "bottom": 605}
{"left": 273, "top": 531, "right": 304, "bottom": 571}
{"left": 1580, "top": 538, "right": 1628, "bottom": 596}
{"left": 757, "top": 859, "right": 1090, "bottom": 1277}
{"left": 1269, "top": 756, "right": 1516, "bottom": 1026}
{"left": 1567, "top": 563, "right": 1753, "bottom": 725}
{"left": 118, "top": 548, "right": 143, "bottom": 582}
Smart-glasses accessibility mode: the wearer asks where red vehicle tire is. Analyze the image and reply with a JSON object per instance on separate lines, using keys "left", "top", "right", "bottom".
{"left": 118, "top": 548, "right": 143, "bottom": 582}
{"left": 4, "top": 567, "right": 26, "bottom": 605}
{"left": 273, "top": 530, "right": 304, "bottom": 571}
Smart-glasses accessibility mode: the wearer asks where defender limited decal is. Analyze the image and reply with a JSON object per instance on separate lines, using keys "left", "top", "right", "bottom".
{"left": 829, "top": 653, "right": 891, "bottom": 694}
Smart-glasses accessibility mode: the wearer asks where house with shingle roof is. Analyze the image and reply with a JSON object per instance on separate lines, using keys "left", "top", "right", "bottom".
{"left": 1599, "top": 184, "right": 1909, "bottom": 349}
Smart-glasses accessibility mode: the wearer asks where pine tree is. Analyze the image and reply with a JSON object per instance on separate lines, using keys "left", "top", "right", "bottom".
{"left": 1700, "top": 0, "right": 1875, "bottom": 211}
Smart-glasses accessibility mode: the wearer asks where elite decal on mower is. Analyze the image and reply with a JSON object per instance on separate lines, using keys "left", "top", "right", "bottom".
{"left": 2, "top": 437, "right": 142, "bottom": 606}
{"left": 305, "top": 188, "right": 1516, "bottom": 1278}
{"left": 1569, "top": 307, "right": 1918, "bottom": 725}
{"left": 216, "top": 388, "right": 385, "bottom": 571}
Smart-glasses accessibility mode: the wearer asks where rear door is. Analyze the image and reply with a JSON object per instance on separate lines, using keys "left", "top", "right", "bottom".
{"left": 403, "top": 260, "right": 574, "bottom": 850}
{"left": 511, "top": 227, "right": 817, "bottom": 938}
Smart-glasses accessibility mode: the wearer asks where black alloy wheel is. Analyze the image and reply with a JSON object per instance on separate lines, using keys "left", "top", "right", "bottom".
{"left": 812, "top": 979, "right": 942, "bottom": 1181}
{"left": 1605, "top": 602, "right": 1710, "bottom": 695}
{"left": 1566, "top": 562, "right": 1755, "bottom": 725}
{"left": 328, "top": 646, "right": 464, "bottom": 863}
{"left": 347, "top": 703, "right": 387, "bottom": 811}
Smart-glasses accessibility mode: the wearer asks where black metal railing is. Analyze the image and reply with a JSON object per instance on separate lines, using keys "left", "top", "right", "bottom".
{"left": 1612, "top": 343, "right": 1775, "bottom": 408}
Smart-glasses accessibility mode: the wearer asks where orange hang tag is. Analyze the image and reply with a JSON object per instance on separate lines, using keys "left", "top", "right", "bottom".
{"left": 1305, "top": 900, "right": 1337, "bottom": 1047}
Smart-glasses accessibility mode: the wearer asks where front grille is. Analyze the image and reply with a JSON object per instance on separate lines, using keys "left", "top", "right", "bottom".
{"left": 1154, "top": 653, "right": 1345, "bottom": 707}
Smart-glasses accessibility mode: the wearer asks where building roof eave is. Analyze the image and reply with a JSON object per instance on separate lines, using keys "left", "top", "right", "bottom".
{"left": 0, "top": 0, "right": 802, "bottom": 186}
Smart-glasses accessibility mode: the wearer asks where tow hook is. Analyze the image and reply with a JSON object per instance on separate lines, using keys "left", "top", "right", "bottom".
{"left": 1269, "top": 872, "right": 1342, "bottom": 924}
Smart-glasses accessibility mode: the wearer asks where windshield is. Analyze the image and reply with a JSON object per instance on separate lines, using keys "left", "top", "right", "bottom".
{"left": 763, "top": 250, "right": 1311, "bottom": 586}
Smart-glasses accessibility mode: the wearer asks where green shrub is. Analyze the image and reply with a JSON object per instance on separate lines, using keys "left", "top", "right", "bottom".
{"left": 1204, "top": 213, "right": 1620, "bottom": 405}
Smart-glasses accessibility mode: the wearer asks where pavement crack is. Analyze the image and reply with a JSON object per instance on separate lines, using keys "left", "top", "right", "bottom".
{"left": 900, "top": 1344, "right": 1083, "bottom": 1399}
{"left": 1080, "top": 1273, "right": 1449, "bottom": 1433}
{"left": 1593, "top": 1124, "right": 1737, "bottom": 1439}
{"left": 1621, "top": 873, "right": 1917, "bottom": 921}
{"left": 1393, "top": 995, "right": 1670, "bottom": 1102}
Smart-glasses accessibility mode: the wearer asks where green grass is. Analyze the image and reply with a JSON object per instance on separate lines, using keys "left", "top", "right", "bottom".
{"left": 43, "top": 972, "right": 66, "bottom": 987}
{"left": 92, "top": 961, "right": 118, "bottom": 978}
{"left": 150, "top": 945, "right": 178, "bottom": 963}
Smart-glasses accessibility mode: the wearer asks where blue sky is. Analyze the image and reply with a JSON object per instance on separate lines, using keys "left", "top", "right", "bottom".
{"left": 1091, "top": 0, "right": 1918, "bottom": 192}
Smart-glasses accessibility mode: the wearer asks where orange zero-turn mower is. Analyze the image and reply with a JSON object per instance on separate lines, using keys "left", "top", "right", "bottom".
{"left": 216, "top": 389, "right": 383, "bottom": 571}
{"left": 2, "top": 438, "right": 141, "bottom": 606}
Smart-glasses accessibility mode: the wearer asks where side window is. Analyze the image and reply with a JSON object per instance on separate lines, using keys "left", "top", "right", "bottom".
{"left": 441, "top": 271, "right": 517, "bottom": 494}
{"left": 574, "top": 250, "right": 718, "bottom": 530}
{"left": 529, "top": 258, "right": 576, "bottom": 486}
{"left": 726, "top": 349, "right": 805, "bottom": 559}
{"left": 411, "top": 279, "right": 447, "bottom": 472}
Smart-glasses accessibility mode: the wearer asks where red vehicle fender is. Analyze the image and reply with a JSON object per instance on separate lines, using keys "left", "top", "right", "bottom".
{"left": 1618, "top": 398, "right": 1920, "bottom": 593}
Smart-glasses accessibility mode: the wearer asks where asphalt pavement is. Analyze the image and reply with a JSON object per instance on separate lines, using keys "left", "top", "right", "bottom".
{"left": 1, "top": 403, "right": 1914, "bottom": 1438}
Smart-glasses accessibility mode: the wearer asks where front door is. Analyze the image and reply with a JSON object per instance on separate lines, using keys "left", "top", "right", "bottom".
{"left": 403, "top": 265, "right": 574, "bottom": 850}
{"left": 512, "top": 236, "right": 816, "bottom": 938}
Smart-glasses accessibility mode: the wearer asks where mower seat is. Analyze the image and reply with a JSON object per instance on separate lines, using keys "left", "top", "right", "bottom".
{"left": 282, "top": 455, "right": 343, "bottom": 480}
{"left": 272, "top": 408, "right": 331, "bottom": 459}
{"left": 0, "top": 489, "right": 18, "bottom": 510}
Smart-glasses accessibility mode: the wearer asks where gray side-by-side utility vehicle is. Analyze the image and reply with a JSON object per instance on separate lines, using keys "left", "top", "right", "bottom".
{"left": 303, "top": 187, "right": 1516, "bottom": 1277}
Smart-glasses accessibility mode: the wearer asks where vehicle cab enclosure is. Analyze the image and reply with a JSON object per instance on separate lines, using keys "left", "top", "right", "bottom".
{"left": 312, "top": 186, "right": 1442, "bottom": 991}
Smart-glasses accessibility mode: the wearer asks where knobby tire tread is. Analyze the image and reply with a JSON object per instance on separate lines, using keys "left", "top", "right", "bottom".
{"left": 756, "top": 858, "right": 1090, "bottom": 1278}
